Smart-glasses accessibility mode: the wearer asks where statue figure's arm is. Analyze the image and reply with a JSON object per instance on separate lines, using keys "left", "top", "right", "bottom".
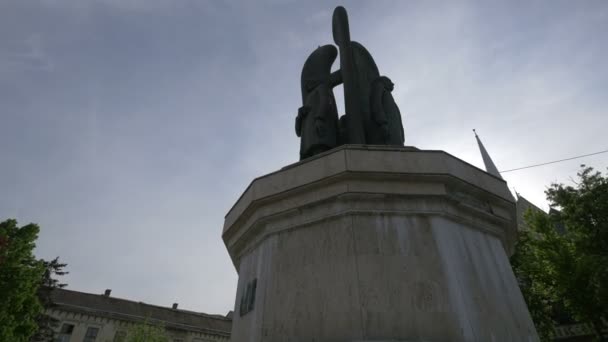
{"left": 295, "top": 105, "right": 310, "bottom": 137}
{"left": 371, "top": 83, "right": 390, "bottom": 139}
{"left": 371, "top": 84, "right": 387, "bottom": 125}
{"left": 399, "top": 109, "right": 405, "bottom": 142}
{"left": 329, "top": 70, "right": 343, "bottom": 88}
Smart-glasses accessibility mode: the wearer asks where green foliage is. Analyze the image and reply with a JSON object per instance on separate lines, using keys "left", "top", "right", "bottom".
{"left": 0, "top": 219, "right": 45, "bottom": 342}
{"left": 125, "top": 321, "right": 168, "bottom": 342}
{"left": 32, "top": 257, "right": 68, "bottom": 341}
{"left": 511, "top": 166, "right": 608, "bottom": 341}
{"left": 511, "top": 210, "right": 570, "bottom": 341}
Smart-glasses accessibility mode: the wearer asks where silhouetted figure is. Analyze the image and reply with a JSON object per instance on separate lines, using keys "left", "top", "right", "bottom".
{"left": 370, "top": 76, "right": 404, "bottom": 146}
{"left": 296, "top": 45, "right": 339, "bottom": 160}
{"left": 295, "top": 6, "right": 406, "bottom": 158}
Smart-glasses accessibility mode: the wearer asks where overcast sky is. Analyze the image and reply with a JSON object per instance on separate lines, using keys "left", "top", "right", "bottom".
{"left": 1, "top": 0, "right": 607, "bottom": 315}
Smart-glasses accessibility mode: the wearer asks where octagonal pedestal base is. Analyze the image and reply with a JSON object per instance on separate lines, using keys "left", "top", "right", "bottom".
{"left": 223, "top": 146, "right": 539, "bottom": 342}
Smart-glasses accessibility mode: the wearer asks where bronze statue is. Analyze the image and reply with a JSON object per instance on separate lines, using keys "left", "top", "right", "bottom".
{"left": 332, "top": 6, "right": 366, "bottom": 145}
{"left": 296, "top": 45, "right": 339, "bottom": 160}
{"left": 295, "top": 6, "right": 405, "bottom": 159}
{"left": 370, "top": 76, "right": 405, "bottom": 146}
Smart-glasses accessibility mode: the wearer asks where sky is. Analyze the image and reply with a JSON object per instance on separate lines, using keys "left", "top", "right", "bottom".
{"left": 1, "top": 0, "right": 607, "bottom": 315}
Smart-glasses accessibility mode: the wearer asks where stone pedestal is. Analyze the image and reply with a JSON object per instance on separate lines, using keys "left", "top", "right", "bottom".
{"left": 222, "top": 145, "right": 539, "bottom": 342}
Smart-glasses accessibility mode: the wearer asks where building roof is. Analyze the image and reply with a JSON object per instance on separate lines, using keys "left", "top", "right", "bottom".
{"left": 49, "top": 288, "right": 231, "bottom": 336}
{"left": 516, "top": 194, "right": 546, "bottom": 231}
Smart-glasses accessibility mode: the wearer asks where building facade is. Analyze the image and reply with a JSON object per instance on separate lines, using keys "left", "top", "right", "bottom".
{"left": 46, "top": 288, "right": 231, "bottom": 342}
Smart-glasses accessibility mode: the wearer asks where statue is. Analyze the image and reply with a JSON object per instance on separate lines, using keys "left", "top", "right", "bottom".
{"left": 295, "top": 45, "right": 339, "bottom": 160}
{"left": 331, "top": 6, "right": 366, "bottom": 145}
{"left": 295, "top": 6, "right": 405, "bottom": 159}
{"left": 369, "top": 76, "right": 405, "bottom": 146}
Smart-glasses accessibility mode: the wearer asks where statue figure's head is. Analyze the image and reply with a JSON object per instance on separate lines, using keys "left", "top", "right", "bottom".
{"left": 380, "top": 76, "right": 394, "bottom": 91}
{"left": 300, "top": 45, "right": 338, "bottom": 103}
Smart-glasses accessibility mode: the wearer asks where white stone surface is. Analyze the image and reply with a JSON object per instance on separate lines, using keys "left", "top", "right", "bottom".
{"left": 223, "top": 146, "right": 538, "bottom": 342}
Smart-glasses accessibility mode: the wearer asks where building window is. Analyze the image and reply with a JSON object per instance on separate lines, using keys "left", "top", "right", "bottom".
{"left": 57, "top": 323, "right": 74, "bottom": 342}
{"left": 83, "top": 327, "right": 99, "bottom": 342}
{"left": 113, "top": 331, "right": 127, "bottom": 342}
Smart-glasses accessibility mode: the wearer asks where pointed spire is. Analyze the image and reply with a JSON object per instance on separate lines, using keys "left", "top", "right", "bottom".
{"left": 473, "top": 129, "right": 503, "bottom": 179}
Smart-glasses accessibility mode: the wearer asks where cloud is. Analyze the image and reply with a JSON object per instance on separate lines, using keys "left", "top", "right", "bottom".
{"left": 0, "top": 33, "right": 53, "bottom": 73}
{"left": 39, "top": 0, "right": 199, "bottom": 13}
{"left": 1, "top": 0, "right": 607, "bottom": 315}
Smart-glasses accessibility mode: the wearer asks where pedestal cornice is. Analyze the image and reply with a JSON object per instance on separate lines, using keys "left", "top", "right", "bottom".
{"left": 223, "top": 145, "right": 517, "bottom": 271}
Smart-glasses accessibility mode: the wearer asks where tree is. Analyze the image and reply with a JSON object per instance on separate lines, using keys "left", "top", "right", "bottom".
{"left": 0, "top": 219, "right": 68, "bottom": 342}
{"left": 511, "top": 210, "right": 572, "bottom": 341}
{"left": 125, "top": 321, "right": 168, "bottom": 342}
{"left": 32, "top": 257, "right": 68, "bottom": 342}
{"left": 511, "top": 166, "right": 608, "bottom": 341}
{"left": 0, "top": 219, "right": 45, "bottom": 342}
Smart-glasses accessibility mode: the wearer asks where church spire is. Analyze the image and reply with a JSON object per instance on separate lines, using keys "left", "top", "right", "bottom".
{"left": 473, "top": 129, "right": 503, "bottom": 179}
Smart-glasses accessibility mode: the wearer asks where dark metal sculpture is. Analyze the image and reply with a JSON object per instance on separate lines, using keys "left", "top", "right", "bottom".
{"left": 332, "top": 6, "right": 366, "bottom": 145}
{"left": 296, "top": 6, "right": 405, "bottom": 159}
{"left": 370, "top": 76, "right": 405, "bottom": 146}
{"left": 296, "top": 45, "right": 339, "bottom": 160}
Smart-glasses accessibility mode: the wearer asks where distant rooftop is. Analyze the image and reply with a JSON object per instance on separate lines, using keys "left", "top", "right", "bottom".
{"left": 49, "top": 288, "right": 231, "bottom": 337}
{"left": 516, "top": 194, "right": 546, "bottom": 231}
